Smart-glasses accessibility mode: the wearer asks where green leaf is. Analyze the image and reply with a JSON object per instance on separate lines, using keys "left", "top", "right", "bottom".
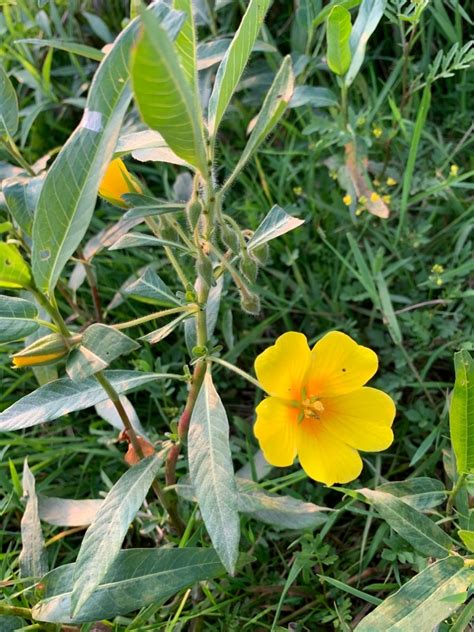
{"left": 140, "top": 310, "right": 194, "bottom": 345}
{"left": 355, "top": 557, "right": 474, "bottom": 631}
{"left": 38, "top": 495, "right": 102, "bottom": 527}
{"left": 16, "top": 38, "right": 105, "bottom": 62}
{"left": 223, "top": 56, "right": 294, "bottom": 192}
{"left": 326, "top": 6, "right": 352, "bottom": 76}
{"left": 66, "top": 324, "right": 140, "bottom": 381}
{"left": 0, "top": 370, "right": 160, "bottom": 431}
{"left": 458, "top": 529, "right": 474, "bottom": 552}
{"left": 131, "top": 9, "right": 207, "bottom": 172}
{"left": 173, "top": 0, "right": 197, "bottom": 87}
{"left": 313, "top": 0, "right": 361, "bottom": 27}
{"left": 3, "top": 172, "right": 46, "bottom": 236}
{"left": 124, "top": 268, "right": 181, "bottom": 306}
{"left": 345, "top": 0, "right": 386, "bottom": 86}
{"left": 19, "top": 460, "right": 48, "bottom": 580}
{"left": 188, "top": 368, "right": 239, "bottom": 574}
{"left": 376, "top": 271, "right": 403, "bottom": 345}
{"left": 0, "top": 62, "right": 19, "bottom": 137}
{"left": 247, "top": 205, "right": 305, "bottom": 252}
{"left": 31, "top": 4, "right": 182, "bottom": 294}
{"left": 0, "top": 294, "right": 39, "bottom": 343}
{"left": 115, "top": 130, "right": 189, "bottom": 166}
{"left": 377, "top": 478, "right": 446, "bottom": 511}
{"left": 0, "top": 242, "right": 32, "bottom": 289}
{"left": 359, "top": 488, "right": 454, "bottom": 558}
{"left": 207, "top": 0, "right": 272, "bottom": 138}
{"left": 32, "top": 548, "right": 224, "bottom": 624}
{"left": 289, "top": 85, "right": 338, "bottom": 108}
{"left": 71, "top": 451, "right": 167, "bottom": 615}
{"left": 450, "top": 350, "right": 474, "bottom": 474}
{"left": 108, "top": 232, "right": 188, "bottom": 252}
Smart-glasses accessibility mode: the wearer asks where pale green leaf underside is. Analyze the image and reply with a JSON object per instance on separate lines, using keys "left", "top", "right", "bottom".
{"left": 131, "top": 10, "right": 206, "bottom": 172}
{"left": 32, "top": 548, "right": 224, "bottom": 623}
{"left": 356, "top": 557, "right": 474, "bottom": 631}
{"left": 458, "top": 529, "right": 474, "bottom": 552}
{"left": 124, "top": 267, "right": 181, "bottom": 306}
{"left": 247, "top": 205, "right": 305, "bottom": 251}
{"left": 0, "top": 294, "right": 39, "bottom": 342}
{"left": 31, "top": 4, "right": 182, "bottom": 294}
{"left": 450, "top": 350, "right": 474, "bottom": 473}
{"left": 208, "top": 0, "right": 272, "bottom": 137}
{"left": 0, "top": 242, "right": 31, "bottom": 289}
{"left": 359, "top": 488, "right": 454, "bottom": 558}
{"left": 377, "top": 477, "right": 446, "bottom": 510}
{"left": 326, "top": 5, "right": 352, "bottom": 76}
{"left": 188, "top": 370, "right": 240, "bottom": 574}
{"left": 3, "top": 172, "right": 46, "bottom": 236}
{"left": 140, "top": 310, "right": 193, "bottom": 344}
{"left": 71, "top": 451, "right": 168, "bottom": 615}
{"left": 0, "top": 370, "right": 160, "bottom": 431}
{"left": 345, "top": 0, "right": 386, "bottom": 86}
{"left": 173, "top": 0, "right": 197, "bottom": 87}
{"left": 19, "top": 460, "right": 48, "bottom": 580}
{"left": 223, "top": 55, "right": 294, "bottom": 191}
{"left": 38, "top": 495, "right": 103, "bottom": 527}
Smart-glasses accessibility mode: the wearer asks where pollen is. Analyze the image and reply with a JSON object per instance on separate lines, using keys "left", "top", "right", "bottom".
{"left": 301, "top": 396, "right": 325, "bottom": 420}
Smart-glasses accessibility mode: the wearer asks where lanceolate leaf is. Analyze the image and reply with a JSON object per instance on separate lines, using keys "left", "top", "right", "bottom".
{"left": 450, "top": 350, "right": 474, "bottom": 473}
{"left": 326, "top": 5, "right": 352, "bottom": 76}
{"left": 377, "top": 477, "right": 446, "bottom": 511}
{"left": 3, "top": 172, "right": 46, "bottom": 235}
{"left": 0, "top": 370, "right": 160, "bottom": 431}
{"left": 19, "top": 460, "right": 48, "bottom": 580}
{"left": 38, "top": 496, "right": 103, "bottom": 527}
{"left": 359, "top": 488, "right": 454, "bottom": 558}
{"left": 0, "top": 242, "right": 32, "bottom": 289}
{"left": 0, "top": 294, "right": 39, "bottom": 343}
{"left": 109, "top": 232, "right": 188, "bottom": 252}
{"left": 207, "top": 0, "right": 272, "bottom": 138}
{"left": 71, "top": 451, "right": 168, "bottom": 615}
{"left": 247, "top": 205, "right": 305, "bottom": 251}
{"left": 32, "top": 548, "right": 224, "bottom": 624}
{"left": 356, "top": 557, "right": 474, "bottom": 631}
{"left": 458, "top": 530, "right": 474, "bottom": 552}
{"left": 0, "top": 62, "right": 19, "bottom": 137}
{"left": 188, "top": 369, "right": 240, "bottom": 574}
{"left": 223, "top": 56, "right": 294, "bottom": 191}
{"left": 131, "top": 9, "right": 207, "bottom": 172}
{"left": 16, "top": 38, "right": 105, "bottom": 62}
{"left": 173, "top": 0, "right": 197, "bottom": 87}
{"left": 31, "top": 3, "right": 183, "bottom": 294}
{"left": 124, "top": 268, "right": 181, "bottom": 306}
{"left": 140, "top": 310, "right": 194, "bottom": 344}
{"left": 345, "top": 0, "right": 386, "bottom": 87}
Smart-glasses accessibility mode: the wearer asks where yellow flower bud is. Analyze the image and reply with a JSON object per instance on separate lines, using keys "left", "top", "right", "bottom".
{"left": 431, "top": 263, "right": 444, "bottom": 274}
{"left": 343, "top": 194, "right": 352, "bottom": 206}
{"left": 386, "top": 177, "right": 397, "bottom": 186}
{"left": 382, "top": 195, "right": 391, "bottom": 204}
{"left": 98, "top": 158, "right": 142, "bottom": 208}
{"left": 12, "top": 333, "right": 71, "bottom": 368}
{"left": 370, "top": 192, "right": 380, "bottom": 202}
{"left": 450, "top": 164, "right": 459, "bottom": 177}
{"left": 372, "top": 126, "right": 383, "bottom": 138}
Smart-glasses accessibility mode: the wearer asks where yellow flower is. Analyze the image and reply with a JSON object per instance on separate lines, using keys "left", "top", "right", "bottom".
{"left": 370, "top": 192, "right": 380, "bottom": 202}
{"left": 372, "top": 126, "right": 383, "bottom": 138}
{"left": 98, "top": 158, "right": 142, "bottom": 207}
{"left": 382, "top": 195, "right": 391, "bottom": 204}
{"left": 343, "top": 194, "right": 352, "bottom": 206}
{"left": 450, "top": 164, "right": 459, "bottom": 177}
{"left": 431, "top": 263, "right": 444, "bottom": 274}
{"left": 254, "top": 331, "right": 395, "bottom": 485}
{"left": 386, "top": 177, "right": 397, "bottom": 186}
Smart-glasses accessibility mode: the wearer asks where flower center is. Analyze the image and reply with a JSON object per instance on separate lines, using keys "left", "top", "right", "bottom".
{"left": 300, "top": 396, "right": 325, "bottom": 421}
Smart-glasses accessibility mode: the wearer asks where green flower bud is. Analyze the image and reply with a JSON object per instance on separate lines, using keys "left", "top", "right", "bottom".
{"left": 186, "top": 198, "right": 202, "bottom": 231}
{"left": 240, "top": 253, "right": 258, "bottom": 283}
{"left": 240, "top": 290, "right": 261, "bottom": 315}
{"left": 220, "top": 222, "right": 240, "bottom": 254}
{"left": 250, "top": 243, "right": 270, "bottom": 265}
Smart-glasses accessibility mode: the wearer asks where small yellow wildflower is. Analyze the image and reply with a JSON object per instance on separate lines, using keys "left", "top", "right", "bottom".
{"left": 431, "top": 263, "right": 444, "bottom": 274}
{"left": 98, "top": 158, "right": 142, "bottom": 207}
{"left": 293, "top": 186, "right": 303, "bottom": 196}
{"left": 372, "top": 126, "right": 383, "bottom": 138}
{"left": 386, "top": 177, "right": 397, "bottom": 186}
{"left": 382, "top": 195, "right": 391, "bottom": 204}
{"left": 435, "top": 277, "right": 444, "bottom": 286}
{"left": 355, "top": 207, "right": 364, "bottom": 216}
{"left": 359, "top": 195, "right": 367, "bottom": 205}
{"left": 370, "top": 192, "right": 380, "bottom": 202}
{"left": 343, "top": 194, "right": 352, "bottom": 206}
{"left": 450, "top": 164, "right": 459, "bottom": 177}
{"left": 254, "top": 332, "right": 396, "bottom": 485}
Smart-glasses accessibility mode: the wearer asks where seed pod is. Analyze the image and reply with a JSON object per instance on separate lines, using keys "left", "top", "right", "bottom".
{"left": 220, "top": 222, "right": 240, "bottom": 254}
{"left": 186, "top": 198, "right": 202, "bottom": 231}
{"left": 11, "top": 333, "right": 71, "bottom": 368}
{"left": 240, "top": 290, "right": 261, "bottom": 315}
{"left": 240, "top": 253, "right": 258, "bottom": 283}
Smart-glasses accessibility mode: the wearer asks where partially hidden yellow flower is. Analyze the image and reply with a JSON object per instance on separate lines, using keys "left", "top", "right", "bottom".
{"left": 254, "top": 331, "right": 396, "bottom": 486}
{"left": 98, "top": 158, "right": 142, "bottom": 207}
{"left": 386, "top": 177, "right": 397, "bottom": 186}
{"left": 343, "top": 194, "right": 352, "bottom": 206}
{"left": 449, "top": 164, "right": 459, "bottom": 177}
{"left": 11, "top": 333, "right": 69, "bottom": 368}
{"left": 372, "top": 126, "right": 383, "bottom": 138}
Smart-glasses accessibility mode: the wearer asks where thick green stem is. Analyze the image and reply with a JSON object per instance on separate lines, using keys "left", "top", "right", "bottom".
{"left": 446, "top": 472, "right": 467, "bottom": 515}
{"left": 31, "top": 289, "right": 71, "bottom": 339}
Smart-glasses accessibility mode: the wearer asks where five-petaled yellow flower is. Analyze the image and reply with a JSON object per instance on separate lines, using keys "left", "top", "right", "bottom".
{"left": 254, "top": 331, "right": 396, "bottom": 486}
{"left": 98, "top": 158, "right": 142, "bottom": 207}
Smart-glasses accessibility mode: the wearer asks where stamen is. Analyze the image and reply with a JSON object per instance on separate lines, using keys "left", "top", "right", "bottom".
{"left": 301, "top": 396, "right": 325, "bottom": 420}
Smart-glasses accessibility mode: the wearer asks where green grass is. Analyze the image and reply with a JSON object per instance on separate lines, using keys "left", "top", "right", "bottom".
{"left": 0, "top": 0, "right": 473, "bottom": 629}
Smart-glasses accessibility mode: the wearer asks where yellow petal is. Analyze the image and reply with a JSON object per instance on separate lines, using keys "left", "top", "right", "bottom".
{"left": 307, "top": 331, "right": 378, "bottom": 397}
{"left": 321, "top": 387, "right": 395, "bottom": 451}
{"left": 254, "top": 397, "right": 298, "bottom": 467}
{"left": 254, "top": 331, "right": 311, "bottom": 399}
{"left": 12, "top": 352, "right": 63, "bottom": 368}
{"left": 296, "top": 419, "right": 363, "bottom": 485}
{"left": 98, "top": 158, "right": 140, "bottom": 206}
